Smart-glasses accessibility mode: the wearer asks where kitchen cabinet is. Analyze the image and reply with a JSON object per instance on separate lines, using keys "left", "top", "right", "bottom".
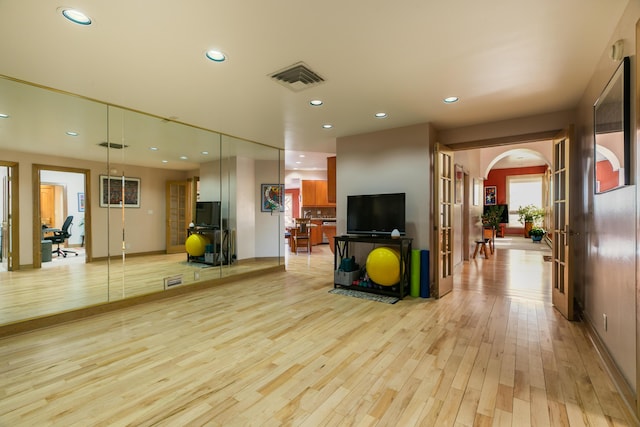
{"left": 327, "top": 156, "right": 336, "bottom": 203}
{"left": 301, "top": 180, "right": 335, "bottom": 207}
{"left": 310, "top": 220, "right": 323, "bottom": 245}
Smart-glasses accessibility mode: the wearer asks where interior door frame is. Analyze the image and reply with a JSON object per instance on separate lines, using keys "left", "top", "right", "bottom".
{"left": 433, "top": 143, "right": 454, "bottom": 298}
{"left": 32, "top": 164, "right": 91, "bottom": 268}
{"left": 551, "top": 127, "right": 574, "bottom": 320}
{"left": 0, "top": 161, "right": 19, "bottom": 271}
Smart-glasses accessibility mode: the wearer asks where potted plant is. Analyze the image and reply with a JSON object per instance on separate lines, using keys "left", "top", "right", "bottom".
{"left": 517, "top": 204, "right": 545, "bottom": 237}
{"left": 529, "top": 226, "right": 546, "bottom": 242}
{"left": 481, "top": 205, "right": 505, "bottom": 230}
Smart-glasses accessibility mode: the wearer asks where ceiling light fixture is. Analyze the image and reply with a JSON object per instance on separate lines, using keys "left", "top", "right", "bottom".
{"left": 205, "top": 50, "right": 227, "bottom": 62}
{"left": 322, "top": 124, "right": 333, "bottom": 129}
{"left": 443, "top": 96, "right": 459, "bottom": 103}
{"left": 201, "top": 151, "right": 209, "bottom": 155}
{"left": 149, "top": 147, "right": 159, "bottom": 151}
{"left": 162, "top": 160, "right": 168, "bottom": 164}
{"left": 66, "top": 131, "right": 79, "bottom": 136}
{"left": 309, "top": 99, "right": 323, "bottom": 106}
{"left": 61, "top": 8, "right": 92, "bottom": 25}
{"left": 0, "top": 113, "right": 9, "bottom": 119}
{"left": 179, "top": 156, "right": 188, "bottom": 160}
{"left": 375, "top": 112, "right": 388, "bottom": 118}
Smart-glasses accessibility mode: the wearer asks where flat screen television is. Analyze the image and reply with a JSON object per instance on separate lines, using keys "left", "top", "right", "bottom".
{"left": 195, "top": 201, "right": 221, "bottom": 227}
{"left": 483, "top": 204, "right": 509, "bottom": 223}
{"left": 347, "top": 193, "right": 406, "bottom": 236}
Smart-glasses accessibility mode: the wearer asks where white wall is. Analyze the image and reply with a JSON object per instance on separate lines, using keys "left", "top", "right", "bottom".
{"left": 254, "top": 159, "right": 284, "bottom": 258}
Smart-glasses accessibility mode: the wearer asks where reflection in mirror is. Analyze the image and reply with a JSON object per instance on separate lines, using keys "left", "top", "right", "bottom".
{"left": 0, "top": 76, "right": 284, "bottom": 328}
{"left": 220, "top": 135, "right": 284, "bottom": 277}
{"left": 594, "top": 56, "right": 630, "bottom": 193}
{"left": 0, "top": 76, "right": 110, "bottom": 323}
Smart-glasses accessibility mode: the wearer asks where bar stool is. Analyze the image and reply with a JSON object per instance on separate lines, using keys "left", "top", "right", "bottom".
{"left": 473, "top": 240, "right": 490, "bottom": 259}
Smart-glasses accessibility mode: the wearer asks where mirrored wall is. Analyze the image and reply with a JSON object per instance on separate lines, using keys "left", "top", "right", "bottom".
{"left": 0, "top": 76, "right": 285, "bottom": 326}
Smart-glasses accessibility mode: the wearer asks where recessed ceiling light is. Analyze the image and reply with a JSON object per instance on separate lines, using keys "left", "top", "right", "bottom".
{"left": 61, "top": 9, "right": 92, "bottom": 25}
{"left": 299, "top": 154, "right": 305, "bottom": 158}
{"left": 295, "top": 161, "right": 302, "bottom": 164}
{"left": 149, "top": 147, "right": 159, "bottom": 151}
{"left": 205, "top": 50, "right": 227, "bottom": 62}
{"left": 322, "top": 124, "right": 333, "bottom": 129}
{"left": 179, "top": 156, "right": 188, "bottom": 160}
{"left": 0, "top": 113, "right": 9, "bottom": 118}
{"left": 66, "top": 131, "right": 79, "bottom": 136}
{"left": 162, "top": 160, "right": 168, "bottom": 164}
{"left": 443, "top": 96, "right": 459, "bottom": 103}
{"left": 375, "top": 112, "right": 388, "bottom": 118}
{"left": 309, "top": 99, "right": 323, "bottom": 106}
{"left": 201, "top": 151, "right": 209, "bottom": 155}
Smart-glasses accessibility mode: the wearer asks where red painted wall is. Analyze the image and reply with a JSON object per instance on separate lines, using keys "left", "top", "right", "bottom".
{"left": 595, "top": 160, "right": 619, "bottom": 192}
{"left": 484, "top": 165, "right": 548, "bottom": 235}
{"left": 484, "top": 165, "right": 547, "bottom": 205}
{"left": 286, "top": 188, "right": 300, "bottom": 217}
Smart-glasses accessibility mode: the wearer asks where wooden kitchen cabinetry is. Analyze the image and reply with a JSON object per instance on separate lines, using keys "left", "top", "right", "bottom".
{"left": 310, "top": 219, "right": 324, "bottom": 245}
{"left": 327, "top": 156, "right": 336, "bottom": 203}
{"left": 301, "top": 180, "right": 335, "bottom": 207}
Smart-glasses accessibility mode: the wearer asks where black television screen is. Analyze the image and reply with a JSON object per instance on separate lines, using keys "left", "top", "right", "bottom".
{"left": 483, "top": 204, "right": 509, "bottom": 224}
{"left": 347, "top": 193, "right": 406, "bottom": 236}
{"left": 195, "top": 201, "right": 221, "bottom": 227}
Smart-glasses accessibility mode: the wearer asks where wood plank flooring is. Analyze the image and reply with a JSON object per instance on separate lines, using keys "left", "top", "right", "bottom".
{"left": 0, "top": 242, "right": 636, "bottom": 426}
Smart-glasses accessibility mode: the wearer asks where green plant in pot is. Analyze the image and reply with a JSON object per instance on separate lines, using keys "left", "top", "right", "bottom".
{"left": 529, "top": 226, "right": 546, "bottom": 242}
{"left": 517, "top": 204, "right": 545, "bottom": 237}
{"left": 481, "top": 205, "right": 505, "bottom": 230}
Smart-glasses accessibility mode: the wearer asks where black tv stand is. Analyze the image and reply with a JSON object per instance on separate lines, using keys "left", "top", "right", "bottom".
{"left": 333, "top": 235, "right": 412, "bottom": 299}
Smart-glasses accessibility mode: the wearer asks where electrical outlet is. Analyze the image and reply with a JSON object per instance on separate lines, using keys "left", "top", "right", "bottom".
{"left": 603, "top": 313, "right": 608, "bottom": 331}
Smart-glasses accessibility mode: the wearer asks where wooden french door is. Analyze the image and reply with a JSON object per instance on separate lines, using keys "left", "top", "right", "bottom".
{"left": 166, "top": 180, "right": 191, "bottom": 254}
{"left": 434, "top": 143, "right": 454, "bottom": 298}
{"left": 1, "top": 162, "right": 18, "bottom": 271}
{"left": 552, "top": 128, "right": 573, "bottom": 320}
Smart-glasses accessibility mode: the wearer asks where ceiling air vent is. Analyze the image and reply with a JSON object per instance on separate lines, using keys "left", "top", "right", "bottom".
{"left": 98, "top": 142, "right": 129, "bottom": 149}
{"left": 270, "top": 62, "right": 325, "bottom": 92}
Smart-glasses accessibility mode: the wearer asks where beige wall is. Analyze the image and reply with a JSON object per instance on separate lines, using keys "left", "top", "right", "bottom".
{"left": 577, "top": 3, "right": 640, "bottom": 390}
{"left": 2, "top": 147, "right": 188, "bottom": 264}
{"left": 336, "top": 123, "right": 433, "bottom": 250}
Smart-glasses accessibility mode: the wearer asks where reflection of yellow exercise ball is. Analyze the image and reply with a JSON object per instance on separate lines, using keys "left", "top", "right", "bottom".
{"left": 185, "top": 233, "right": 210, "bottom": 257}
{"left": 366, "top": 247, "right": 401, "bottom": 286}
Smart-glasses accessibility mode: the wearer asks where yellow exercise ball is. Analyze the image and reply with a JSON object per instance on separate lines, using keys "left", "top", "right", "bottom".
{"left": 366, "top": 247, "right": 401, "bottom": 286}
{"left": 185, "top": 233, "right": 210, "bottom": 257}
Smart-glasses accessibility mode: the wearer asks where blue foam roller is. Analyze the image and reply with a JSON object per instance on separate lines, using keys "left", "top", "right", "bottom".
{"left": 419, "top": 250, "right": 429, "bottom": 298}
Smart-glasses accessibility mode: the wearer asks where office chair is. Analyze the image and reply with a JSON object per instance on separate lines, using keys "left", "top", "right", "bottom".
{"left": 45, "top": 215, "right": 78, "bottom": 258}
{"left": 293, "top": 218, "right": 312, "bottom": 254}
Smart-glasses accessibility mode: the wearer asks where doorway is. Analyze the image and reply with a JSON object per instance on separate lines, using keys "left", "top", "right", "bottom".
{"left": 445, "top": 138, "right": 556, "bottom": 302}
{"left": 33, "top": 165, "right": 91, "bottom": 268}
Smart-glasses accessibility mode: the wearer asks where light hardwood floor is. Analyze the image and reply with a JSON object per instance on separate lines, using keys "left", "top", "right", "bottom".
{"left": 0, "top": 241, "right": 636, "bottom": 426}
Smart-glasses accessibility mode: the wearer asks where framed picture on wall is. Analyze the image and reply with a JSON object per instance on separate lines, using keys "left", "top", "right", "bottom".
{"left": 77, "top": 193, "right": 85, "bottom": 212}
{"left": 484, "top": 185, "right": 497, "bottom": 205}
{"left": 261, "top": 184, "right": 285, "bottom": 212}
{"left": 454, "top": 164, "right": 464, "bottom": 204}
{"left": 99, "top": 175, "right": 141, "bottom": 208}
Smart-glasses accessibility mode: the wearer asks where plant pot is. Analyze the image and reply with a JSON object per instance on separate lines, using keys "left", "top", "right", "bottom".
{"left": 524, "top": 221, "right": 533, "bottom": 237}
{"left": 531, "top": 235, "right": 543, "bottom": 242}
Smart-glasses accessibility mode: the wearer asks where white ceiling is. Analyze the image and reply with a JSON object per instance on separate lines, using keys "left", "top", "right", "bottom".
{"left": 0, "top": 0, "right": 629, "bottom": 171}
